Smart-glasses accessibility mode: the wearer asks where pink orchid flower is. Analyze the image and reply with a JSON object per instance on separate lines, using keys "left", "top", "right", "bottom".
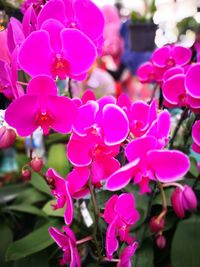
{"left": 152, "top": 45, "right": 192, "bottom": 69}
{"left": 5, "top": 75, "right": 77, "bottom": 136}
{"left": 21, "top": 0, "right": 44, "bottom": 14}
{"left": 163, "top": 72, "right": 200, "bottom": 109}
{"left": 49, "top": 226, "right": 81, "bottom": 267}
{"left": 137, "top": 61, "right": 165, "bottom": 83}
{"left": 7, "top": 17, "right": 25, "bottom": 55}
{"left": 37, "top": 0, "right": 104, "bottom": 50}
{"left": 129, "top": 100, "right": 157, "bottom": 137}
{"left": 47, "top": 167, "right": 90, "bottom": 225}
{"left": 0, "top": 53, "right": 24, "bottom": 100}
{"left": 163, "top": 66, "right": 184, "bottom": 82}
{"left": 18, "top": 20, "right": 97, "bottom": 80}
{"left": 117, "top": 242, "right": 138, "bottom": 267}
{"left": 185, "top": 63, "right": 200, "bottom": 108}
{"left": 22, "top": 5, "right": 38, "bottom": 38}
{"left": 104, "top": 193, "right": 139, "bottom": 260}
{"left": 192, "top": 120, "right": 200, "bottom": 153}
{"left": 67, "top": 132, "right": 120, "bottom": 187}
{"left": 106, "top": 136, "right": 190, "bottom": 193}
{"left": 171, "top": 185, "right": 197, "bottom": 218}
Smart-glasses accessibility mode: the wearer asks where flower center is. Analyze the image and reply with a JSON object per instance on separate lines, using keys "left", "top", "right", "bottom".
{"left": 166, "top": 57, "right": 176, "bottom": 68}
{"left": 51, "top": 54, "right": 70, "bottom": 80}
{"left": 35, "top": 112, "right": 53, "bottom": 135}
{"left": 178, "top": 93, "right": 187, "bottom": 106}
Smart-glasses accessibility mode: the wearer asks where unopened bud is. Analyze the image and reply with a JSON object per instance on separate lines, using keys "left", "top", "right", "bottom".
{"left": 0, "top": 126, "right": 16, "bottom": 149}
{"left": 149, "top": 216, "right": 165, "bottom": 233}
{"left": 22, "top": 169, "right": 31, "bottom": 181}
{"left": 30, "top": 157, "right": 43, "bottom": 172}
{"left": 171, "top": 185, "right": 197, "bottom": 218}
{"left": 156, "top": 235, "right": 166, "bottom": 249}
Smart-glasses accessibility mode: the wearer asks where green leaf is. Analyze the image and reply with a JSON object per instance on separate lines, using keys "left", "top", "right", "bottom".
{"left": 14, "top": 251, "right": 49, "bottom": 267}
{"left": 132, "top": 239, "right": 154, "bottom": 267}
{"left": 171, "top": 215, "right": 200, "bottom": 267}
{"left": 30, "top": 172, "right": 51, "bottom": 196}
{"left": 14, "top": 188, "right": 47, "bottom": 205}
{"left": 189, "top": 156, "right": 199, "bottom": 178}
{"left": 42, "top": 200, "right": 64, "bottom": 217}
{"left": 6, "top": 219, "right": 62, "bottom": 261}
{"left": 47, "top": 144, "right": 71, "bottom": 177}
{"left": 95, "top": 191, "right": 113, "bottom": 208}
{"left": 0, "top": 184, "right": 28, "bottom": 204}
{"left": 0, "top": 223, "right": 13, "bottom": 266}
{"left": 5, "top": 204, "right": 47, "bottom": 218}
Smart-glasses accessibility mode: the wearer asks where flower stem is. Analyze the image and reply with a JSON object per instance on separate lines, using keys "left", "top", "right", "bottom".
{"left": 157, "top": 181, "right": 167, "bottom": 220}
{"left": 76, "top": 236, "right": 93, "bottom": 245}
{"left": 68, "top": 78, "right": 73, "bottom": 98}
{"left": 169, "top": 107, "right": 189, "bottom": 149}
{"left": 88, "top": 178, "right": 102, "bottom": 262}
{"left": 17, "top": 81, "right": 29, "bottom": 86}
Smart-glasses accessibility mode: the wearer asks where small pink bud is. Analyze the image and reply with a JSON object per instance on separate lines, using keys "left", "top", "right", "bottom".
{"left": 0, "top": 126, "right": 16, "bottom": 149}
{"left": 156, "top": 235, "right": 166, "bottom": 249}
{"left": 30, "top": 157, "right": 43, "bottom": 172}
{"left": 171, "top": 187, "right": 185, "bottom": 218}
{"left": 182, "top": 185, "right": 197, "bottom": 210}
{"left": 22, "top": 169, "right": 31, "bottom": 181}
{"left": 171, "top": 185, "right": 197, "bottom": 218}
{"left": 149, "top": 216, "right": 165, "bottom": 233}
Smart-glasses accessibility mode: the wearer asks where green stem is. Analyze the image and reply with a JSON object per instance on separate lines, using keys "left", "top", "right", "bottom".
{"left": 88, "top": 178, "right": 102, "bottom": 262}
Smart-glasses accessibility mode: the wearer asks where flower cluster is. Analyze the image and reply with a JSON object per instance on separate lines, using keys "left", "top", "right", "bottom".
{"left": 1, "top": 1, "right": 199, "bottom": 266}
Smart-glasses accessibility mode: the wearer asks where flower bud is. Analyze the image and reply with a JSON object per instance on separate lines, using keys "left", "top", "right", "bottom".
{"left": 0, "top": 126, "right": 16, "bottom": 149}
{"left": 171, "top": 185, "right": 197, "bottom": 218}
{"left": 149, "top": 216, "right": 165, "bottom": 233}
{"left": 156, "top": 235, "right": 166, "bottom": 249}
{"left": 22, "top": 169, "right": 31, "bottom": 181}
{"left": 30, "top": 157, "right": 43, "bottom": 172}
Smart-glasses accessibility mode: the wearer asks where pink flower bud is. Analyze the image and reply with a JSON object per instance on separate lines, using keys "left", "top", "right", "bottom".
{"left": 22, "top": 169, "right": 31, "bottom": 181}
{"left": 182, "top": 185, "right": 197, "bottom": 210}
{"left": 171, "top": 185, "right": 197, "bottom": 218}
{"left": 30, "top": 157, "right": 43, "bottom": 172}
{"left": 149, "top": 216, "right": 165, "bottom": 233}
{"left": 156, "top": 235, "right": 166, "bottom": 249}
{"left": 0, "top": 126, "right": 16, "bottom": 149}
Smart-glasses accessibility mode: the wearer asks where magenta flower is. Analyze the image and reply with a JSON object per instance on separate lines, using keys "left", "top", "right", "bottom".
{"left": 163, "top": 66, "right": 184, "bottom": 82}
{"left": 0, "top": 56, "right": 24, "bottom": 99}
{"left": 49, "top": 226, "right": 81, "bottom": 267}
{"left": 37, "top": 0, "right": 104, "bottom": 48}
{"left": 152, "top": 45, "right": 192, "bottom": 68}
{"left": 5, "top": 75, "right": 77, "bottom": 136}
{"left": 192, "top": 120, "right": 200, "bottom": 153}
{"left": 106, "top": 136, "right": 190, "bottom": 193}
{"left": 7, "top": 17, "right": 25, "bottom": 55}
{"left": 137, "top": 61, "right": 165, "bottom": 83}
{"left": 22, "top": 5, "right": 38, "bottom": 38}
{"left": 21, "top": 0, "right": 43, "bottom": 14}
{"left": 163, "top": 73, "right": 200, "bottom": 109}
{"left": 185, "top": 63, "right": 200, "bottom": 100}
{"left": 171, "top": 185, "right": 197, "bottom": 218}
{"left": 104, "top": 193, "right": 139, "bottom": 259}
{"left": 18, "top": 20, "right": 97, "bottom": 80}
{"left": 117, "top": 242, "right": 138, "bottom": 267}
{"left": 47, "top": 167, "right": 89, "bottom": 225}
{"left": 129, "top": 100, "right": 157, "bottom": 137}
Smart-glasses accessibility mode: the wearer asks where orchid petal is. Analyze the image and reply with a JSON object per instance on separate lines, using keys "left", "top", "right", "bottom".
{"left": 147, "top": 150, "right": 190, "bottom": 182}
{"left": 102, "top": 104, "right": 129, "bottom": 145}
{"left": 18, "top": 30, "right": 53, "bottom": 77}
